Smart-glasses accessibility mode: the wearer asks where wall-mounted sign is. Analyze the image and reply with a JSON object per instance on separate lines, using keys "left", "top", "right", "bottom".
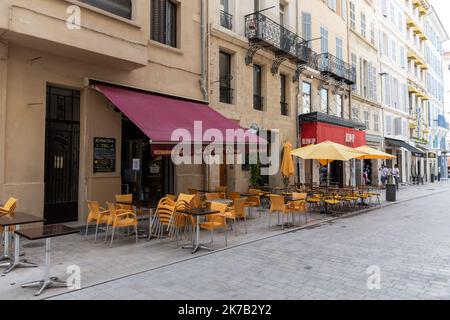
{"left": 132, "top": 158, "right": 141, "bottom": 171}
{"left": 93, "top": 137, "right": 116, "bottom": 173}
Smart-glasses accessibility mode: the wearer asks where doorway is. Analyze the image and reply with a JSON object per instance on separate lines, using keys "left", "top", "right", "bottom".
{"left": 329, "top": 161, "right": 344, "bottom": 188}
{"left": 122, "top": 118, "right": 174, "bottom": 207}
{"left": 44, "top": 86, "right": 80, "bottom": 224}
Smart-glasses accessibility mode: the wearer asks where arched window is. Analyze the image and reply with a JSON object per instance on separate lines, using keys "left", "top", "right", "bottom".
{"left": 79, "top": 0, "right": 132, "bottom": 20}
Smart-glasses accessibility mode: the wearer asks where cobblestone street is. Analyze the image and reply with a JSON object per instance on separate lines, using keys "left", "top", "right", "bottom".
{"left": 49, "top": 184, "right": 450, "bottom": 300}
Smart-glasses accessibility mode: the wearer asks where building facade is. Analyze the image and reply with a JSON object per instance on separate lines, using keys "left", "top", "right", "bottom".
{"left": 0, "top": 0, "right": 208, "bottom": 223}
{"left": 424, "top": 6, "right": 448, "bottom": 181}
{"left": 348, "top": 0, "right": 383, "bottom": 185}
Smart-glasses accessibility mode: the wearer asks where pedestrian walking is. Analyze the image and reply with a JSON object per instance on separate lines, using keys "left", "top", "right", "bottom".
{"left": 392, "top": 164, "right": 400, "bottom": 191}
{"left": 380, "top": 165, "right": 388, "bottom": 188}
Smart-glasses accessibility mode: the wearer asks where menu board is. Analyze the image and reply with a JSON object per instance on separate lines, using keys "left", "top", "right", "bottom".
{"left": 93, "top": 137, "right": 116, "bottom": 173}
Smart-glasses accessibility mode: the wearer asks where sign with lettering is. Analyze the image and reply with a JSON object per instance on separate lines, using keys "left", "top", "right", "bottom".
{"left": 93, "top": 138, "right": 116, "bottom": 173}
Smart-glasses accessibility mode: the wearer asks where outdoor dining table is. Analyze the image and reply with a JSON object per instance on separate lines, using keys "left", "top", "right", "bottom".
{"left": 179, "top": 208, "right": 220, "bottom": 254}
{"left": 0, "top": 212, "right": 44, "bottom": 274}
{"left": 17, "top": 224, "right": 79, "bottom": 296}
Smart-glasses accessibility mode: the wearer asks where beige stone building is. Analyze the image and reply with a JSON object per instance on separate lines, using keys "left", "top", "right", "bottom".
{"left": 0, "top": 0, "right": 210, "bottom": 224}
{"left": 347, "top": 0, "right": 383, "bottom": 185}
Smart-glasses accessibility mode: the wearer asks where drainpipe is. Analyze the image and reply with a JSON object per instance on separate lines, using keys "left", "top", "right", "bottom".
{"left": 199, "top": 0, "right": 208, "bottom": 102}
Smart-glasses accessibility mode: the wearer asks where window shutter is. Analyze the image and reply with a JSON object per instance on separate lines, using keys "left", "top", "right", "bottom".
{"left": 151, "top": 0, "right": 164, "bottom": 42}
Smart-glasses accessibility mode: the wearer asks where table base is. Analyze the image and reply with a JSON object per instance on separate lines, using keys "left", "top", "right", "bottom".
{"left": 0, "top": 255, "right": 11, "bottom": 262}
{"left": 1, "top": 260, "right": 38, "bottom": 274}
{"left": 22, "top": 277, "right": 68, "bottom": 296}
{"left": 182, "top": 243, "right": 213, "bottom": 254}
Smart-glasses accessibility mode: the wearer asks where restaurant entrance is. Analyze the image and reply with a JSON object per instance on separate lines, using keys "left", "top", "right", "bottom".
{"left": 121, "top": 118, "right": 174, "bottom": 207}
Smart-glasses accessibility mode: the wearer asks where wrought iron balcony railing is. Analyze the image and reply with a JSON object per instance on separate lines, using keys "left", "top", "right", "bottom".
{"left": 318, "top": 53, "right": 356, "bottom": 85}
{"left": 254, "top": 95, "right": 264, "bottom": 111}
{"left": 245, "top": 12, "right": 309, "bottom": 66}
{"left": 220, "top": 10, "right": 233, "bottom": 30}
{"left": 280, "top": 102, "right": 289, "bottom": 116}
{"left": 220, "top": 86, "right": 233, "bottom": 104}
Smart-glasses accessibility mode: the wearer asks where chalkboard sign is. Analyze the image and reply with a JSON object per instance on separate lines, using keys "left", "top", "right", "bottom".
{"left": 93, "top": 137, "right": 116, "bottom": 173}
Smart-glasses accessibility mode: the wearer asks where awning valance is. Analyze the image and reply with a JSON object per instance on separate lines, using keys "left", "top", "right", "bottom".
{"left": 95, "top": 83, "right": 263, "bottom": 145}
{"left": 385, "top": 138, "right": 425, "bottom": 157}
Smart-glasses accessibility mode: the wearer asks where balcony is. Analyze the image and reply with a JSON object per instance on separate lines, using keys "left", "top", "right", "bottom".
{"left": 244, "top": 12, "right": 310, "bottom": 69}
{"left": 220, "top": 10, "right": 233, "bottom": 30}
{"left": 317, "top": 53, "right": 356, "bottom": 85}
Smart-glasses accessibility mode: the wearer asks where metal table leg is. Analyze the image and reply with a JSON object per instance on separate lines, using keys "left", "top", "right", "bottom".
{"left": 182, "top": 216, "right": 212, "bottom": 254}
{"left": 0, "top": 226, "right": 11, "bottom": 262}
{"left": 2, "top": 225, "right": 38, "bottom": 274}
{"left": 21, "top": 238, "right": 69, "bottom": 296}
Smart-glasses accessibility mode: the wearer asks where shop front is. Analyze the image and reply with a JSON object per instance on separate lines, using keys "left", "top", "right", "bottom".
{"left": 299, "top": 112, "right": 366, "bottom": 188}
{"left": 385, "top": 138, "right": 425, "bottom": 184}
{"left": 95, "top": 83, "right": 262, "bottom": 208}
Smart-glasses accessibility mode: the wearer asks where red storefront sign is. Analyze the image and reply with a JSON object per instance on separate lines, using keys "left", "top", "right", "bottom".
{"left": 300, "top": 122, "right": 366, "bottom": 147}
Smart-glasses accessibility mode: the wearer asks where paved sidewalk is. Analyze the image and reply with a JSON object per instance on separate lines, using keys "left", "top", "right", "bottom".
{"left": 51, "top": 182, "right": 450, "bottom": 300}
{"left": 1, "top": 182, "right": 449, "bottom": 299}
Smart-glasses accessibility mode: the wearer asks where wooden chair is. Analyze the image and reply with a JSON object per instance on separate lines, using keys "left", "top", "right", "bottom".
{"left": 106, "top": 202, "right": 138, "bottom": 247}
{"left": 200, "top": 202, "right": 229, "bottom": 249}
{"left": 85, "top": 201, "right": 110, "bottom": 241}
{"left": 269, "top": 195, "right": 294, "bottom": 230}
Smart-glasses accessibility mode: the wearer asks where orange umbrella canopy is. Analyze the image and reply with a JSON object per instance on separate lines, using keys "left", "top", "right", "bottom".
{"left": 291, "top": 141, "right": 366, "bottom": 166}
{"left": 281, "top": 142, "right": 295, "bottom": 178}
{"left": 355, "top": 146, "right": 396, "bottom": 160}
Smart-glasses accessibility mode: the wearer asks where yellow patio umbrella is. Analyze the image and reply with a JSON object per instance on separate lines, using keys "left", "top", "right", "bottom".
{"left": 290, "top": 141, "right": 366, "bottom": 166}
{"left": 355, "top": 146, "right": 395, "bottom": 160}
{"left": 280, "top": 142, "right": 295, "bottom": 178}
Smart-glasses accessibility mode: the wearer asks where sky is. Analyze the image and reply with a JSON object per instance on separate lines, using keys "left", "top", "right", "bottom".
{"left": 429, "top": 0, "right": 450, "bottom": 51}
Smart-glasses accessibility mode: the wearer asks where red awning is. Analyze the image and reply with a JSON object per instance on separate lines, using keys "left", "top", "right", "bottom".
{"left": 96, "top": 84, "right": 263, "bottom": 145}
{"left": 300, "top": 122, "right": 366, "bottom": 148}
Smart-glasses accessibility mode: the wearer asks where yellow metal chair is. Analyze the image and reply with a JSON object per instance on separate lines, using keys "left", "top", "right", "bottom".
{"left": 115, "top": 194, "right": 133, "bottom": 211}
{"left": 289, "top": 193, "right": 308, "bottom": 225}
{"left": 269, "top": 195, "right": 294, "bottom": 230}
{"left": 168, "top": 200, "right": 193, "bottom": 247}
{"left": 226, "top": 192, "right": 241, "bottom": 201}
{"left": 225, "top": 198, "right": 248, "bottom": 235}
{"left": 245, "top": 194, "right": 261, "bottom": 217}
{"left": 165, "top": 194, "right": 177, "bottom": 201}
{"left": 107, "top": 202, "right": 138, "bottom": 247}
{"left": 85, "top": 201, "right": 110, "bottom": 241}
{"left": 0, "top": 197, "right": 18, "bottom": 215}
{"left": 200, "top": 202, "right": 229, "bottom": 249}
{"left": 153, "top": 197, "right": 176, "bottom": 240}
{"left": 205, "top": 193, "right": 223, "bottom": 201}
{"left": 0, "top": 197, "right": 18, "bottom": 246}
{"left": 188, "top": 188, "right": 199, "bottom": 195}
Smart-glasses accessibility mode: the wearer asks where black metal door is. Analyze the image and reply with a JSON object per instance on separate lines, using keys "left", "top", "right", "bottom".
{"left": 44, "top": 86, "right": 80, "bottom": 224}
